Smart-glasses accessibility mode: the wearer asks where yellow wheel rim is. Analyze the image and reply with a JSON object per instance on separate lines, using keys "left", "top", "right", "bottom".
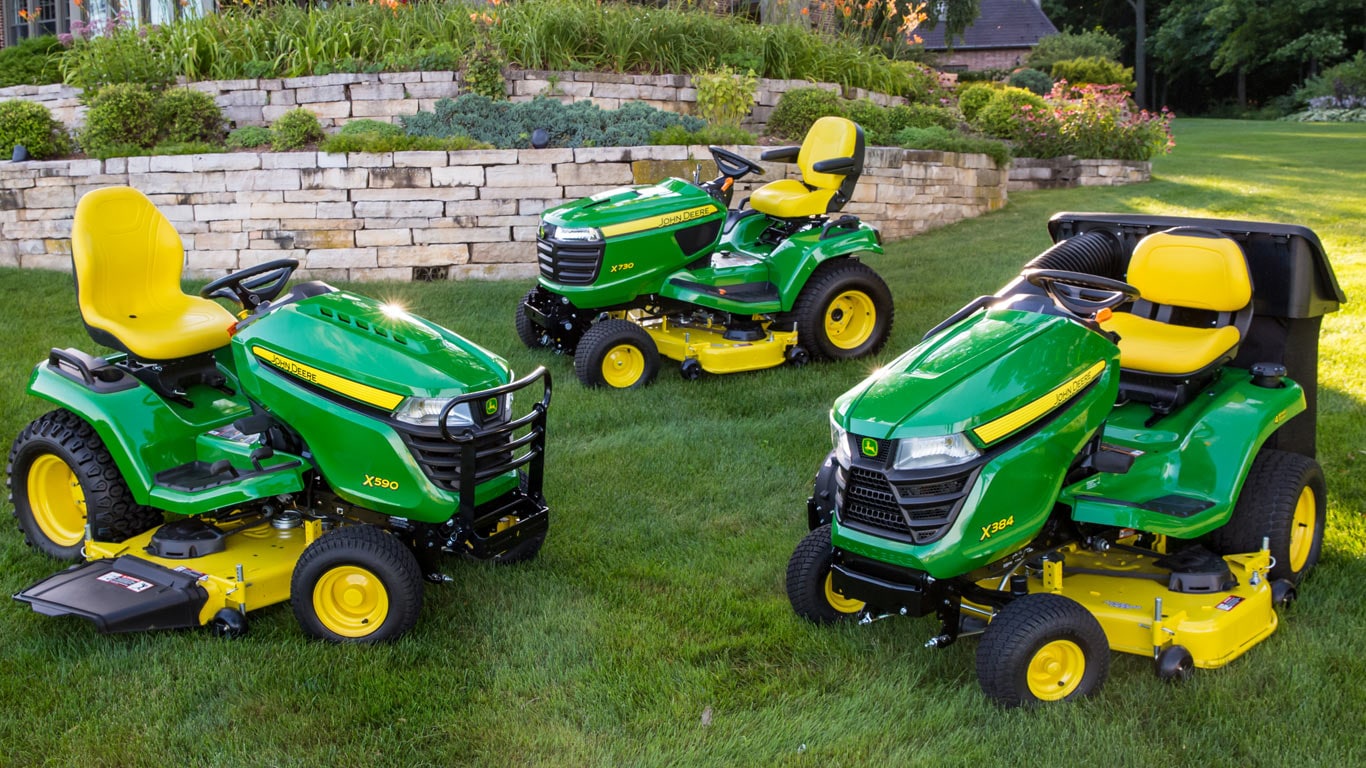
{"left": 824, "top": 291, "right": 876, "bottom": 350}
{"left": 1288, "top": 485, "right": 1318, "bottom": 572}
{"left": 601, "top": 344, "right": 645, "bottom": 388}
{"left": 26, "top": 454, "right": 86, "bottom": 548}
{"left": 824, "top": 572, "right": 866, "bottom": 614}
{"left": 1027, "top": 640, "right": 1086, "bottom": 701}
{"left": 313, "top": 565, "right": 390, "bottom": 638}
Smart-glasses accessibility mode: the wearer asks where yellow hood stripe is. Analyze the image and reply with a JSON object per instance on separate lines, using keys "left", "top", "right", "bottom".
{"left": 598, "top": 204, "right": 719, "bottom": 238}
{"left": 973, "top": 360, "right": 1107, "bottom": 445}
{"left": 253, "top": 347, "right": 404, "bottom": 410}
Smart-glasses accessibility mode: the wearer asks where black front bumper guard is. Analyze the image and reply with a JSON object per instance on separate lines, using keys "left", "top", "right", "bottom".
{"left": 440, "top": 367, "right": 552, "bottom": 558}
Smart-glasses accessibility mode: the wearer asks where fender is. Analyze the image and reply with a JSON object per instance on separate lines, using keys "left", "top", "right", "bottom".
{"left": 26, "top": 360, "right": 307, "bottom": 515}
{"left": 1063, "top": 372, "right": 1307, "bottom": 537}
{"left": 769, "top": 223, "right": 882, "bottom": 312}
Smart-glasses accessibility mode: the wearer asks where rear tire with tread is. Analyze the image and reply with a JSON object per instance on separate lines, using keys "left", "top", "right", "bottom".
{"left": 792, "top": 259, "right": 894, "bottom": 361}
{"left": 7, "top": 409, "right": 162, "bottom": 560}
{"left": 1208, "top": 449, "right": 1326, "bottom": 585}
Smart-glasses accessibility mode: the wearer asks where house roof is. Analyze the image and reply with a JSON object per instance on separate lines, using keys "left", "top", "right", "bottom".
{"left": 918, "top": 0, "right": 1059, "bottom": 51}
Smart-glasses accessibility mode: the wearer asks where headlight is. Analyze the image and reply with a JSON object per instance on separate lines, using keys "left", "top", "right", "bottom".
{"left": 830, "top": 416, "right": 851, "bottom": 467}
{"left": 394, "top": 397, "right": 474, "bottom": 428}
{"left": 892, "top": 433, "right": 980, "bottom": 471}
{"left": 554, "top": 226, "right": 602, "bottom": 242}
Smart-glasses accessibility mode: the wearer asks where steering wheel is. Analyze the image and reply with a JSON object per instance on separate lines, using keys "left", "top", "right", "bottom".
{"left": 1023, "top": 268, "right": 1140, "bottom": 319}
{"left": 201, "top": 259, "right": 299, "bottom": 312}
{"left": 708, "top": 146, "right": 764, "bottom": 181}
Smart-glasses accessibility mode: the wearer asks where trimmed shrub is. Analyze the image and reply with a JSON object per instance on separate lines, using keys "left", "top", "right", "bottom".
{"left": 893, "top": 126, "right": 1010, "bottom": 167}
{"left": 1013, "top": 83, "right": 1173, "bottom": 160}
{"left": 154, "top": 88, "right": 225, "bottom": 146}
{"left": 768, "top": 88, "right": 844, "bottom": 140}
{"left": 403, "top": 95, "right": 703, "bottom": 149}
{"left": 886, "top": 103, "right": 958, "bottom": 133}
{"left": 318, "top": 119, "right": 491, "bottom": 153}
{"left": 1026, "top": 29, "right": 1124, "bottom": 73}
{"left": 0, "top": 35, "right": 65, "bottom": 87}
{"left": 271, "top": 108, "right": 325, "bottom": 151}
{"left": 80, "top": 83, "right": 159, "bottom": 158}
{"left": 650, "top": 124, "right": 756, "bottom": 146}
{"left": 973, "top": 87, "right": 1049, "bottom": 139}
{"left": 226, "top": 125, "right": 272, "bottom": 149}
{"left": 0, "top": 99, "right": 71, "bottom": 160}
{"left": 1008, "top": 68, "right": 1052, "bottom": 96}
{"left": 844, "top": 100, "right": 891, "bottom": 145}
{"left": 1050, "top": 57, "right": 1136, "bottom": 90}
{"left": 958, "top": 83, "right": 998, "bottom": 123}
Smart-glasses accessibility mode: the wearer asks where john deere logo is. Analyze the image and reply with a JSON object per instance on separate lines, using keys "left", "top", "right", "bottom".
{"left": 861, "top": 438, "right": 879, "bottom": 457}
{"left": 485, "top": 398, "right": 498, "bottom": 416}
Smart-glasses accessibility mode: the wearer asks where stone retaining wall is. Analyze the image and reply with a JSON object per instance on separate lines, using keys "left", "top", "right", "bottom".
{"left": 0, "top": 145, "right": 1008, "bottom": 281}
{"left": 1008, "top": 156, "right": 1150, "bottom": 191}
{"left": 0, "top": 69, "right": 906, "bottom": 135}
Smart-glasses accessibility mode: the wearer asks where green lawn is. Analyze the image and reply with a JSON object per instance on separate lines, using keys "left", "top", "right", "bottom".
{"left": 0, "top": 119, "right": 1363, "bottom": 766}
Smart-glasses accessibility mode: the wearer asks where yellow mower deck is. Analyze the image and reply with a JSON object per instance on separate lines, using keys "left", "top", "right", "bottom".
{"left": 633, "top": 313, "right": 798, "bottom": 374}
{"left": 987, "top": 543, "right": 1279, "bottom": 669}
{"left": 17, "top": 516, "right": 321, "bottom": 632}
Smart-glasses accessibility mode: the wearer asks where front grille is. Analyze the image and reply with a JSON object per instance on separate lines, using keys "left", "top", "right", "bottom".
{"left": 537, "top": 234, "right": 603, "bottom": 286}
{"left": 397, "top": 426, "right": 513, "bottom": 493}
{"left": 839, "top": 466, "right": 977, "bottom": 544}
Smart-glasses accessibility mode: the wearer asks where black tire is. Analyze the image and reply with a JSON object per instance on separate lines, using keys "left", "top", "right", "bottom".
{"left": 785, "top": 524, "right": 866, "bottom": 624}
{"left": 574, "top": 319, "right": 660, "bottom": 389}
{"left": 976, "top": 593, "right": 1110, "bottom": 707}
{"left": 7, "top": 409, "right": 162, "bottom": 560}
{"left": 792, "top": 259, "right": 894, "bottom": 362}
{"left": 1154, "top": 644, "right": 1194, "bottom": 682}
{"left": 515, "top": 287, "right": 547, "bottom": 349}
{"left": 1208, "top": 449, "right": 1326, "bottom": 585}
{"left": 292, "top": 525, "right": 424, "bottom": 643}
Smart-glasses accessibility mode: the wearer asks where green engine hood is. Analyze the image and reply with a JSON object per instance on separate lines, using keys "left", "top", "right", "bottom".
{"left": 835, "top": 309, "right": 1117, "bottom": 447}
{"left": 541, "top": 177, "right": 722, "bottom": 236}
{"left": 233, "top": 290, "right": 510, "bottom": 405}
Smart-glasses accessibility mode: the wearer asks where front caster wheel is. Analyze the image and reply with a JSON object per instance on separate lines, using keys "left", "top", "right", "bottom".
{"left": 1154, "top": 644, "right": 1194, "bottom": 682}
{"left": 786, "top": 524, "right": 866, "bottom": 624}
{"left": 679, "top": 358, "right": 703, "bottom": 381}
{"left": 976, "top": 593, "right": 1109, "bottom": 707}
{"left": 574, "top": 319, "right": 660, "bottom": 389}
{"left": 292, "top": 525, "right": 424, "bottom": 643}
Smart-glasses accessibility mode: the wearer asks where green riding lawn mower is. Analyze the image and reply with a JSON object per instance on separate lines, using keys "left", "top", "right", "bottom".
{"left": 7, "top": 186, "right": 552, "bottom": 643}
{"left": 516, "top": 116, "right": 895, "bottom": 389}
{"left": 786, "top": 212, "right": 1346, "bottom": 706}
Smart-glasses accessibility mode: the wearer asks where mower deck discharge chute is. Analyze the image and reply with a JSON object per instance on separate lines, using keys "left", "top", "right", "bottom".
{"left": 9, "top": 186, "right": 553, "bottom": 642}
{"left": 787, "top": 212, "right": 1345, "bottom": 706}
{"left": 517, "top": 116, "right": 895, "bottom": 388}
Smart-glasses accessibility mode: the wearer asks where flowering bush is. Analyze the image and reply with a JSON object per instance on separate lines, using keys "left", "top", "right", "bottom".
{"left": 1012, "top": 81, "right": 1174, "bottom": 161}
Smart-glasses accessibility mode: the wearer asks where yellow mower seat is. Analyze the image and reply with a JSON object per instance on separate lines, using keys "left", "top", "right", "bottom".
{"left": 73, "top": 186, "right": 235, "bottom": 361}
{"left": 1100, "top": 229, "right": 1252, "bottom": 375}
{"left": 751, "top": 116, "right": 864, "bottom": 219}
